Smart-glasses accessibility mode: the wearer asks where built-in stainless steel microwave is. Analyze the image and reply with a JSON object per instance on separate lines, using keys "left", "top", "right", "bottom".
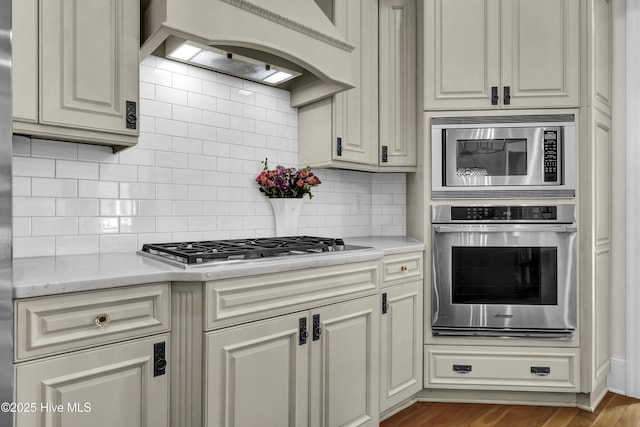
{"left": 431, "top": 115, "right": 576, "bottom": 199}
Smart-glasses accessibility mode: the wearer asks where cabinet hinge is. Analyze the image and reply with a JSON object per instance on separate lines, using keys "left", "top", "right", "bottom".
{"left": 153, "top": 341, "right": 167, "bottom": 377}
{"left": 299, "top": 317, "right": 308, "bottom": 345}
{"left": 337, "top": 137, "right": 343, "bottom": 157}
{"left": 126, "top": 100, "right": 137, "bottom": 130}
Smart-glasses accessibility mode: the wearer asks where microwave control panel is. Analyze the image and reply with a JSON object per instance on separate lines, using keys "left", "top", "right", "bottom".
{"left": 451, "top": 206, "right": 558, "bottom": 221}
{"left": 543, "top": 130, "right": 558, "bottom": 182}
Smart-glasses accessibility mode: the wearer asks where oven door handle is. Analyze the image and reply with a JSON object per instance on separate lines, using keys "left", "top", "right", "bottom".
{"left": 433, "top": 225, "right": 577, "bottom": 233}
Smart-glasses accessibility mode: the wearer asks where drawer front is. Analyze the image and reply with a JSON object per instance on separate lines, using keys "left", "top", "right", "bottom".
{"left": 16, "top": 283, "right": 170, "bottom": 361}
{"left": 205, "top": 261, "right": 379, "bottom": 330}
{"left": 381, "top": 252, "right": 423, "bottom": 287}
{"left": 425, "top": 346, "right": 580, "bottom": 392}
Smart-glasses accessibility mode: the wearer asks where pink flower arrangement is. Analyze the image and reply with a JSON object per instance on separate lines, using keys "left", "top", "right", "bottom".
{"left": 255, "top": 158, "right": 321, "bottom": 199}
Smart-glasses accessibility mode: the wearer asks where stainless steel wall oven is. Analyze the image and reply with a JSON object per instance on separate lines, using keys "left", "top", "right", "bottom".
{"left": 431, "top": 205, "right": 577, "bottom": 339}
{"left": 431, "top": 114, "right": 576, "bottom": 199}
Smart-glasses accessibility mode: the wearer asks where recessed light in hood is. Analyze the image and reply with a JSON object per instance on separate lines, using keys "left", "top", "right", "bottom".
{"left": 165, "top": 38, "right": 301, "bottom": 86}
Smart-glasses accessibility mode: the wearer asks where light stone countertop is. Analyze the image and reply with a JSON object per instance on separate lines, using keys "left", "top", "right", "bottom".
{"left": 12, "top": 236, "right": 424, "bottom": 299}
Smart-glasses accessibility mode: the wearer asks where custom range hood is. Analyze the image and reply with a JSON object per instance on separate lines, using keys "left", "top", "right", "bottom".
{"left": 141, "top": 0, "right": 355, "bottom": 107}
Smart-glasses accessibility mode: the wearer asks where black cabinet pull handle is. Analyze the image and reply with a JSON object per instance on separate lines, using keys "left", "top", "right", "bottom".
{"left": 312, "top": 314, "right": 322, "bottom": 341}
{"left": 504, "top": 86, "right": 511, "bottom": 105}
{"left": 382, "top": 293, "right": 389, "bottom": 314}
{"left": 299, "top": 317, "right": 308, "bottom": 345}
{"left": 531, "top": 366, "right": 550, "bottom": 376}
{"left": 491, "top": 86, "right": 499, "bottom": 105}
{"left": 337, "top": 137, "right": 343, "bottom": 156}
{"left": 453, "top": 364, "right": 472, "bottom": 374}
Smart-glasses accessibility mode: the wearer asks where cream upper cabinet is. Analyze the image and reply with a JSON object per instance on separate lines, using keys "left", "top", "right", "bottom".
{"left": 423, "top": 0, "right": 580, "bottom": 110}
{"left": 379, "top": 0, "right": 417, "bottom": 169}
{"left": 299, "top": 0, "right": 379, "bottom": 171}
{"left": 12, "top": 0, "right": 139, "bottom": 151}
{"left": 299, "top": 0, "right": 417, "bottom": 172}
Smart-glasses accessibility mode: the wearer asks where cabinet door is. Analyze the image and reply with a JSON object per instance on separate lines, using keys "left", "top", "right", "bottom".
{"left": 380, "top": 282, "right": 423, "bottom": 412}
{"left": 12, "top": 0, "right": 38, "bottom": 123}
{"left": 379, "top": 0, "right": 417, "bottom": 168}
{"left": 423, "top": 0, "right": 501, "bottom": 110}
{"left": 205, "top": 313, "right": 309, "bottom": 427}
{"left": 501, "top": 0, "right": 580, "bottom": 108}
{"left": 39, "top": 0, "right": 139, "bottom": 135}
{"left": 15, "top": 334, "right": 169, "bottom": 427}
{"left": 310, "top": 296, "right": 380, "bottom": 427}
{"left": 332, "top": 0, "right": 378, "bottom": 166}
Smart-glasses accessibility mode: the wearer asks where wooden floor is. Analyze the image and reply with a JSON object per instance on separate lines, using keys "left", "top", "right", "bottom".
{"left": 381, "top": 392, "right": 640, "bottom": 427}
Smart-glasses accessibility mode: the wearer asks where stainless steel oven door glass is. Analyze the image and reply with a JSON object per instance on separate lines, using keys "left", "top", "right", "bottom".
{"left": 431, "top": 114, "right": 576, "bottom": 199}
{"left": 431, "top": 206, "right": 577, "bottom": 338}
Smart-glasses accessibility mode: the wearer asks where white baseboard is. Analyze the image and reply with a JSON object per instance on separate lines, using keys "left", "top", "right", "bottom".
{"left": 608, "top": 355, "right": 627, "bottom": 395}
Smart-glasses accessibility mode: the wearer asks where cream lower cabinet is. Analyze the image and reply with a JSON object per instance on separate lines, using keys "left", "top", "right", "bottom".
{"left": 13, "top": 283, "right": 171, "bottom": 427}
{"left": 15, "top": 333, "right": 170, "bottom": 427}
{"left": 380, "top": 281, "right": 423, "bottom": 412}
{"left": 205, "top": 295, "right": 380, "bottom": 427}
{"left": 12, "top": 0, "right": 139, "bottom": 151}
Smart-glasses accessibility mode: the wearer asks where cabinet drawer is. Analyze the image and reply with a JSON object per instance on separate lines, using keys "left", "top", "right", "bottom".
{"left": 15, "top": 283, "right": 170, "bottom": 361}
{"left": 381, "top": 252, "right": 423, "bottom": 287}
{"left": 205, "top": 261, "right": 379, "bottom": 330}
{"left": 425, "top": 346, "right": 580, "bottom": 392}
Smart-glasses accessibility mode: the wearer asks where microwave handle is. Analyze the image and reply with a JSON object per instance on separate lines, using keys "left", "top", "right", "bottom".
{"left": 433, "top": 225, "right": 577, "bottom": 234}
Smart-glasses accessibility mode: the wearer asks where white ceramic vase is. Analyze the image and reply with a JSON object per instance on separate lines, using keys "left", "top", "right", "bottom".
{"left": 268, "top": 198, "right": 304, "bottom": 237}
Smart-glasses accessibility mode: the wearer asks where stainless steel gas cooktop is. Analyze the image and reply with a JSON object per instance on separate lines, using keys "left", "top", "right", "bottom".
{"left": 138, "top": 236, "right": 372, "bottom": 268}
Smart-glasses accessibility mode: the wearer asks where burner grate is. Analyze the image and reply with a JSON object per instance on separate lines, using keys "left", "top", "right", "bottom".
{"left": 141, "top": 236, "right": 344, "bottom": 264}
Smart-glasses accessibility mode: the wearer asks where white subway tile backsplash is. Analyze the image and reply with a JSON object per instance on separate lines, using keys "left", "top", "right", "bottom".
{"left": 100, "top": 163, "right": 138, "bottom": 182}
{"left": 14, "top": 237, "right": 56, "bottom": 258}
{"left": 13, "top": 217, "right": 31, "bottom": 237}
{"left": 12, "top": 61, "right": 406, "bottom": 257}
{"left": 56, "top": 199, "right": 99, "bottom": 216}
{"left": 56, "top": 160, "right": 99, "bottom": 180}
{"left": 79, "top": 180, "right": 119, "bottom": 199}
{"left": 99, "top": 234, "right": 139, "bottom": 253}
{"left": 120, "top": 182, "right": 156, "bottom": 199}
{"left": 203, "top": 80, "right": 230, "bottom": 99}
{"left": 157, "top": 151, "right": 188, "bottom": 169}
{"left": 100, "top": 199, "right": 139, "bottom": 216}
{"left": 217, "top": 99, "right": 243, "bottom": 117}
{"left": 79, "top": 217, "right": 119, "bottom": 234}
{"left": 138, "top": 166, "right": 173, "bottom": 184}
{"left": 56, "top": 235, "right": 99, "bottom": 256}
{"left": 139, "top": 200, "right": 173, "bottom": 216}
{"left": 32, "top": 217, "right": 78, "bottom": 236}
{"left": 173, "top": 169, "right": 203, "bottom": 185}
{"left": 12, "top": 177, "right": 31, "bottom": 197}
{"left": 13, "top": 157, "right": 55, "bottom": 178}
{"left": 120, "top": 217, "right": 156, "bottom": 233}
{"left": 32, "top": 178, "right": 77, "bottom": 197}
{"left": 12, "top": 135, "right": 31, "bottom": 156}
{"left": 173, "top": 73, "right": 203, "bottom": 93}
{"left": 140, "top": 64, "right": 172, "bottom": 86}
{"left": 156, "top": 184, "right": 189, "bottom": 200}
{"left": 31, "top": 139, "right": 78, "bottom": 160}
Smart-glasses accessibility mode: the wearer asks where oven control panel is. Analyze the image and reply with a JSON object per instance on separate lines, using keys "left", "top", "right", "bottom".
{"left": 451, "top": 206, "right": 558, "bottom": 221}
{"left": 543, "top": 130, "right": 558, "bottom": 182}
